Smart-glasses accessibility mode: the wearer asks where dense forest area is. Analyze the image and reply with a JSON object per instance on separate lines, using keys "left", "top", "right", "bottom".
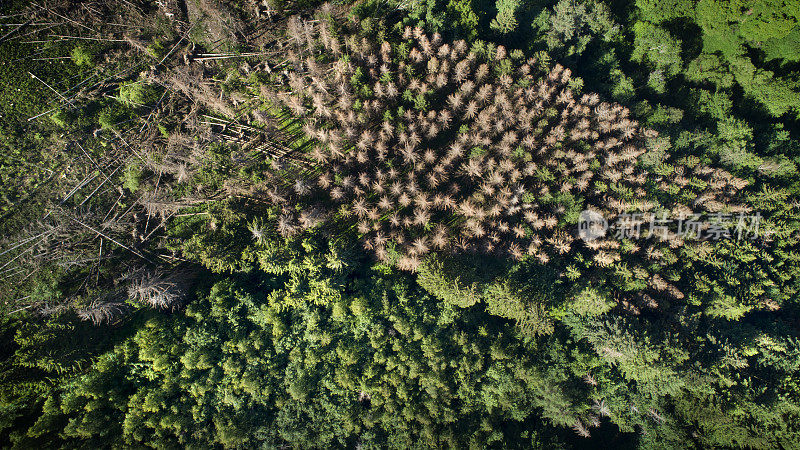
{"left": 0, "top": 0, "right": 798, "bottom": 447}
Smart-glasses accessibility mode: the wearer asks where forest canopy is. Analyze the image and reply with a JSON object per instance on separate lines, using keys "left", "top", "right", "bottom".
{"left": 0, "top": 0, "right": 798, "bottom": 448}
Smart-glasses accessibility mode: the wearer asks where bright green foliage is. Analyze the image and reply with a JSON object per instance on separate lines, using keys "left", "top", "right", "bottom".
{"left": 70, "top": 46, "right": 95, "bottom": 67}
{"left": 490, "top": 0, "right": 520, "bottom": 34}
{"left": 636, "top": 0, "right": 800, "bottom": 117}
{"left": 50, "top": 110, "right": 69, "bottom": 128}
{"left": 2, "top": 0, "right": 800, "bottom": 448}
{"left": 118, "top": 81, "right": 163, "bottom": 108}
{"left": 483, "top": 281, "right": 553, "bottom": 337}
{"left": 631, "top": 22, "right": 682, "bottom": 92}
{"left": 122, "top": 163, "right": 143, "bottom": 192}
{"left": 446, "top": 0, "right": 481, "bottom": 39}
{"left": 6, "top": 274, "right": 587, "bottom": 447}
{"left": 8, "top": 258, "right": 800, "bottom": 447}
{"left": 684, "top": 53, "right": 736, "bottom": 88}
{"left": 532, "top": 0, "right": 620, "bottom": 58}
{"left": 635, "top": 0, "right": 695, "bottom": 22}
{"left": 416, "top": 256, "right": 484, "bottom": 307}
{"left": 562, "top": 286, "right": 614, "bottom": 318}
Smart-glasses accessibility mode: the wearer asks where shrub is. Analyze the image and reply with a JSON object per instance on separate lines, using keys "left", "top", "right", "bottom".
{"left": 118, "top": 81, "right": 163, "bottom": 108}
{"left": 122, "top": 164, "right": 143, "bottom": 192}
{"left": 70, "top": 46, "right": 94, "bottom": 67}
{"left": 50, "top": 109, "right": 69, "bottom": 128}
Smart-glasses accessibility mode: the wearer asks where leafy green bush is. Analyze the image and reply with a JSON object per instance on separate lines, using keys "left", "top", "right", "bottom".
{"left": 70, "top": 46, "right": 94, "bottom": 67}
{"left": 97, "top": 105, "right": 126, "bottom": 129}
{"left": 50, "top": 109, "right": 69, "bottom": 128}
{"left": 122, "top": 164, "right": 143, "bottom": 192}
{"left": 118, "top": 81, "right": 163, "bottom": 108}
